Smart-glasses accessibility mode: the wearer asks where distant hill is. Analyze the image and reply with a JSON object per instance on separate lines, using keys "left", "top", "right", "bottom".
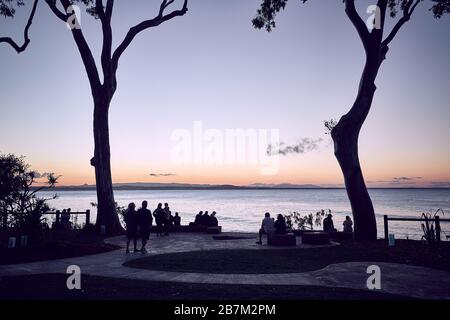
{"left": 48, "top": 182, "right": 323, "bottom": 191}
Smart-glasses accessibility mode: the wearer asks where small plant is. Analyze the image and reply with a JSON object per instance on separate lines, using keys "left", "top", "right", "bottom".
{"left": 324, "top": 119, "right": 337, "bottom": 135}
{"left": 421, "top": 208, "right": 444, "bottom": 244}
{"left": 285, "top": 209, "right": 330, "bottom": 231}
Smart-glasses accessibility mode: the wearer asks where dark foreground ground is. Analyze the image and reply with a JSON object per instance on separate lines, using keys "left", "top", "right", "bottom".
{"left": 125, "top": 239, "right": 450, "bottom": 273}
{"left": 0, "top": 274, "right": 410, "bottom": 300}
{"left": 0, "top": 233, "right": 119, "bottom": 265}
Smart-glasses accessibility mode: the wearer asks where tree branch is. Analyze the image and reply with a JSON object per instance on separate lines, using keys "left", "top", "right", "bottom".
{"left": 45, "top": 0, "right": 67, "bottom": 22}
{"left": 105, "top": 0, "right": 114, "bottom": 20}
{"left": 111, "top": 0, "right": 188, "bottom": 74}
{"left": 57, "top": 0, "right": 102, "bottom": 93}
{"left": 97, "top": 0, "right": 113, "bottom": 92}
{"left": 382, "top": 0, "right": 421, "bottom": 47}
{"left": 344, "top": 0, "right": 371, "bottom": 53}
{"left": 0, "top": 0, "right": 39, "bottom": 54}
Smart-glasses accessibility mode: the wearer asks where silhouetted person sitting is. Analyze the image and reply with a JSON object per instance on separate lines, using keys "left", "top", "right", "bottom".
{"left": 137, "top": 200, "right": 152, "bottom": 254}
{"left": 343, "top": 215, "right": 353, "bottom": 233}
{"left": 194, "top": 211, "right": 203, "bottom": 225}
{"left": 201, "top": 211, "right": 210, "bottom": 226}
{"left": 210, "top": 211, "right": 218, "bottom": 227}
{"left": 274, "top": 214, "right": 287, "bottom": 234}
{"left": 173, "top": 212, "right": 181, "bottom": 227}
{"left": 153, "top": 203, "right": 165, "bottom": 237}
{"left": 257, "top": 212, "right": 275, "bottom": 245}
{"left": 323, "top": 213, "right": 336, "bottom": 233}
{"left": 124, "top": 202, "right": 138, "bottom": 253}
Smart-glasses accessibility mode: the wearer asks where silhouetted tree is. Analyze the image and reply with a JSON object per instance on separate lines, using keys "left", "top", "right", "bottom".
{"left": 1, "top": 0, "right": 189, "bottom": 235}
{"left": 253, "top": 0, "right": 449, "bottom": 240}
{"left": 0, "top": 0, "right": 38, "bottom": 53}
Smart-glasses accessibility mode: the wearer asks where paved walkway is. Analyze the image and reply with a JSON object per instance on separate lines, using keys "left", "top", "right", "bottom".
{"left": 0, "top": 232, "right": 449, "bottom": 299}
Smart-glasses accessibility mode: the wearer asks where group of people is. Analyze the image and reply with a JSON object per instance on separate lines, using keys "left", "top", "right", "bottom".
{"left": 256, "top": 213, "right": 287, "bottom": 244}
{"left": 123, "top": 201, "right": 181, "bottom": 254}
{"left": 323, "top": 213, "right": 353, "bottom": 233}
{"left": 192, "top": 211, "right": 219, "bottom": 227}
{"left": 257, "top": 212, "right": 354, "bottom": 244}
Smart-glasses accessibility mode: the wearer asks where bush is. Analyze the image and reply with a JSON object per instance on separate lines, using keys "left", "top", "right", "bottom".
{"left": 0, "top": 153, "right": 59, "bottom": 245}
{"left": 284, "top": 209, "right": 330, "bottom": 231}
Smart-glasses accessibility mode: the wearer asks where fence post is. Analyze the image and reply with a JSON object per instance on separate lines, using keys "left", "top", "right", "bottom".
{"left": 435, "top": 216, "right": 441, "bottom": 242}
{"left": 384, "top": 215, "right": 389, "bottom": 241}
{"left": 2, "top": 213, "right": 7, "bottom": 229}
{"left": 86, "top": 210, "right": 90, "bottom": 225}
{"left": 56, "top": 210, "right": 60, "bottom": 224}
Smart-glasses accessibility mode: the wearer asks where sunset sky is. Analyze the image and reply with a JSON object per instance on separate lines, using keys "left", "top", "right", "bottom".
{"left": 0, "top": 0, "right": 449, "bottom": 187}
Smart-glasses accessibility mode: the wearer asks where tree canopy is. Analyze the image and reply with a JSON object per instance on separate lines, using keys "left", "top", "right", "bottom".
{"left": 253, "top": 0, "right": 450, "bottom": 32}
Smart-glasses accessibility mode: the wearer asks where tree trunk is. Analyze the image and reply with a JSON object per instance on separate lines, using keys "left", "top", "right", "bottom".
{"left": 91, "top": 98, "right": 123, "bottom": 235}
{"left": 332, "top": 57, "right": 381, "bottom": 241}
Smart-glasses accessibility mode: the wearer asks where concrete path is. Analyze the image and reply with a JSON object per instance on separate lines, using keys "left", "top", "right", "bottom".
{"left": 0, "top": 232, "right": 449, "bottom": 300}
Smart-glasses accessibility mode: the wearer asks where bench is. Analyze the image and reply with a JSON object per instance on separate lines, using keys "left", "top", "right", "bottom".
{"left": 330, "top": 231, "right": 353, "bottom": 241}
{"left": 268, "top": 233, "right": 297, "bottom": 246}
{"left": 206, "top": 226, "right": 222, "bottom": 234}
{"left": 301, "top": 231, "right": 330, "bottom": 245}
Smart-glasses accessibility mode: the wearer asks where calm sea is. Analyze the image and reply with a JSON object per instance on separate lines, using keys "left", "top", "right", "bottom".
{"left": 37, "top": 189, "right": 450, "bottom": 239}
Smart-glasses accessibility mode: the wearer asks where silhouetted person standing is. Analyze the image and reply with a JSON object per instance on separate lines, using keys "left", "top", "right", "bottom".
{"left": 137, "top": 200, "right": 152, "bottom": 254}
{"left": 153, "top": 203, "right": 165, "bottom": 237}
{"left": 163, "top": 203, "right": 171, "bottom": 235}
{"left": 124, "top": 202, "right": 138, "bottom": 253}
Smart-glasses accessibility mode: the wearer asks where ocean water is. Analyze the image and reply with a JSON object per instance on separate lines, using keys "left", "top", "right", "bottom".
{"left": 37, "top": 189, "right": 450, "bottom": 239}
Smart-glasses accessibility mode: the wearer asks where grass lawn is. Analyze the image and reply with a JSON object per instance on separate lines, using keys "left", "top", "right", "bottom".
{"left": 0, "top": 274, "right": 410, "bottom": 300}
{"left": 0, "top": 233, "right": 120, "bottom": 265}
{"left": 125, "top": 239, "right": 450, "bottom": 274}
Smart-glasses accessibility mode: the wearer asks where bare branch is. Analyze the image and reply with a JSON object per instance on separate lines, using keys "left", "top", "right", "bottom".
{"left": 0, "top": 0, "right": 39, "bottom": 54}
{"left": 96, "top": 0, "right": 113, "bottom": 91}
{"left": 45, "top": 0, "right": 66, "bottom": 22}
{"left": 382, "top": 0, "right": 421, "bottom": 47}
{"left": 111, "top": 0, "right": 188, "bottom": 74}
{"left": 344, "top": 0, "right": 371, "bottom": 53}
{"left": 57, "top": 0, "right": 102, "bottom": 93}
{"left": 105, "top": 0, "right": 114, "bottom": 20}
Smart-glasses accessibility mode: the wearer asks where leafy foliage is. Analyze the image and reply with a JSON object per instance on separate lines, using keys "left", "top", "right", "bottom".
{"left": 0, "top": 0, "right": 24, "bottom": 18}
{"left": 420, "top": 208, "right": 444, "bottom": 244}
{"left": 324, "top": 119, "right": 337, "bottom": 135}
{"left": 285, "top": 209, "right": 329, "bottom": 231}
{"left": 253, "top": 0, "right": 450, "bottom": 31}
{"left": 0, "top": 153, "right": 59, "bottom": 240}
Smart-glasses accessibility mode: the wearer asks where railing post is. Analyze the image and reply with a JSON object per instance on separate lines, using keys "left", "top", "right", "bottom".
{"left": 86, "top": 210, "right": 90, "bottom": 225}
{"left": 384, "top": 215, "right": 389, "bottom": 241}
{"left": 56, "top": 210, "right": 60, "bottom": 224}
{"left": 435, "top": 216, "right": 441, "bottom": 242}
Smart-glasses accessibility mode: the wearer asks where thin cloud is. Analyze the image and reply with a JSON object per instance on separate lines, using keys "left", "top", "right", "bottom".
{"left": 149, "top": 173, "right": 176, "bottom": 177}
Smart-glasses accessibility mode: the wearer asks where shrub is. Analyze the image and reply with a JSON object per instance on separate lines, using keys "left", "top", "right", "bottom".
{"left": 285, "top": 209, "right": 330, "bottom": 231}
{"left": 0, "top": 153, "right": 59, "bottom": 244}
